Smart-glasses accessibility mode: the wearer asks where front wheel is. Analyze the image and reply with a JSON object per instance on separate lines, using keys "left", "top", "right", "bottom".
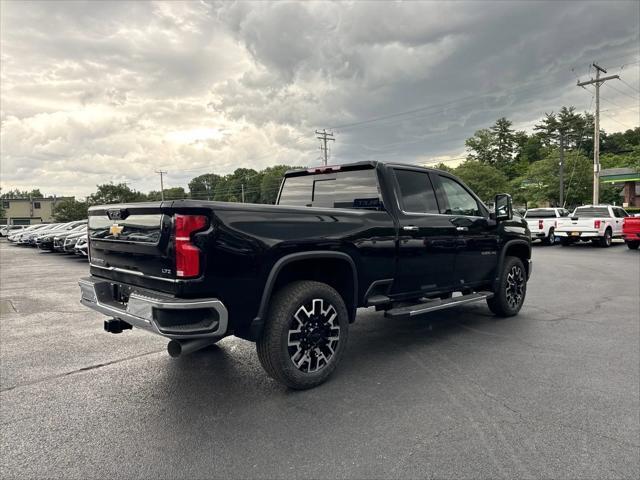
{"left": 487, "top": 256, "right": 527, "bottom": 317}
{"left": 256, "top": 280, "right": 349, "bottom": 389}
{"left": 626, "top": 240, "right": 640, "bottom": 250}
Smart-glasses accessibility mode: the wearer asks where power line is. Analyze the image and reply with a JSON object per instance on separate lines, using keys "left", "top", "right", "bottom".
{"left": 601, "top": 113, "right": 637, "bottom": 130}
{"left": 604, "top": 81, "right": 640, "bottom": 101}
{"left": 618, "top": 78, "right": 640, "bottom": 94}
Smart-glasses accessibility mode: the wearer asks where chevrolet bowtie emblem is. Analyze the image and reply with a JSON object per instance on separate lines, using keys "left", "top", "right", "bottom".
{"left": 109, "top": 223, "right": 124, "bottom": 237}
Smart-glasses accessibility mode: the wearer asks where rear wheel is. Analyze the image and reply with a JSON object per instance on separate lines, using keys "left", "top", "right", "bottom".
{"left": 256, "top": 281, "right": 349, "bottom": 389}
{"left": 487, "top": 256, "right": 527, "bottom": 317}
{"left": 543, "top": 228, "right": 555, "bottom": 245}
{"left": 599, "top": 228, "right": 612, "bottom": 248}
{"left": 626, "top": 240, "right": 640, "bottom": 250}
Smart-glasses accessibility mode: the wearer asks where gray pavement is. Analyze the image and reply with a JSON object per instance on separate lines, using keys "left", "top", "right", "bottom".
{"left": 1, "top": 239, "right": 639, "bottom": 479}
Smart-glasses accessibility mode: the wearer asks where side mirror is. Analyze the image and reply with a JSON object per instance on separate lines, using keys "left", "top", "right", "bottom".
{"left": 495, "top": 194, "right": 513, "bottom": 221}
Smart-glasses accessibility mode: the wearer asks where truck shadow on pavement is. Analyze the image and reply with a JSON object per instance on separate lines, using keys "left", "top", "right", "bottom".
{"left": 155, "top": 304, "right": 511, "bottom": 415}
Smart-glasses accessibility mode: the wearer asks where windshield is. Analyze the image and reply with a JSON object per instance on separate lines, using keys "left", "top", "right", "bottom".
{"left": 278, "top": 168, "right": 382, "bottom": 210}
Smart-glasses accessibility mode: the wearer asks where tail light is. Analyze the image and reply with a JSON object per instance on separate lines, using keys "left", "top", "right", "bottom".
{"left": 594, "top": 220, "right": 601, "bottom": 229}
{"left": 174, "top": 214, "right": 208, "bottom": 278}
{"left": 538, "top": 219, "right": 544, "bottom": 229}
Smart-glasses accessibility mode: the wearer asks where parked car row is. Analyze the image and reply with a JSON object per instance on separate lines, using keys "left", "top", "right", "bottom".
{"left": 524, "top": 205, "right": 639, "bottom": 249}
{"left": 1, "top": 225, "right": 25, "bottom": 237}
{"left": 5, "top": 221, "right": 88, "bottom": 257}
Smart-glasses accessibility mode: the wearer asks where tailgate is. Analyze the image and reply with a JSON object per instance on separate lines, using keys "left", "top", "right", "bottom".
{"left": 88, "top": 202, "right": 174, "bottom": 282}
{"left": 556, "top": 218, "right": 597, "bottom": 232}
{"left": 87, "top": 202, "right": 213, "bottom": 294}
{"left": 623, "top": 217, "right": 640, "bottom": 235}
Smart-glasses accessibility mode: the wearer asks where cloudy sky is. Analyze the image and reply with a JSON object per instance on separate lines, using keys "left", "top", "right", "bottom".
{"left": 1, "top": 0, "right": 638, "bottom": 198}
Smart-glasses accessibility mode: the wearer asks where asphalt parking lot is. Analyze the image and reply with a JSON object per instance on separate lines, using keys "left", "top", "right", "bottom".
{"left": 0, "top": 239, "right": 638, "bottom": 479}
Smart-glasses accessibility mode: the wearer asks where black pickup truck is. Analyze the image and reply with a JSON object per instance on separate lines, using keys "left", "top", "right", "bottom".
{"left": 79, "top": 161, "right": 531, "bottom": 389}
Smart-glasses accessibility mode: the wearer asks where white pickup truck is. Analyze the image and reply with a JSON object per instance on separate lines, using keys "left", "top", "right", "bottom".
{"left": 556, "top": 204, "right": 628, "bottom": 247}
{"left": 524, "top": 208, "right": 571, "bottom": 245}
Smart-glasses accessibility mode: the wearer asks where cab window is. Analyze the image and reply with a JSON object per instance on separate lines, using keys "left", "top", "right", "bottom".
{"left": 614, "top": 207, "right": 628, "bottom": 218}
{"left": 394, "top": 169, "right": 439, "bottom": 214}
{"left": 438, "top": 176, "right": 482, "bottom": 217}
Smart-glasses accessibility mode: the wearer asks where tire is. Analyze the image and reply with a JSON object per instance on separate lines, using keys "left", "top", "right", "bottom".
{"left": 560, "top": 237, "right": 571, "bottom": 246}
{"left": 543, "top": 228, "right": 555, "bottom": 245}
{"left": 599, "top": 228, "right": 612, "bottom": 248}
{"left": 626, "top": 240, "right": 640, "bottom": 250}
{"left": 256, "top": 280, "right": 349, "bottom": 390}
{"left": 487, "top": 256, "right": 527, "bottom": 317}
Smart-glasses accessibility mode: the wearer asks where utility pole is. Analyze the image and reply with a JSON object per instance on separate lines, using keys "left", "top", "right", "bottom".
{"left": 577, "top": 63, "right": 619, "bottom": 205}
{"left": 155, "top": 170, "right": 167, "bottom": 201}
{"left": 559, "top": 133, "right": 565, "bottom": 207}
{"left": 241, "top": 183, "right": 245, "bottom": 203}
{"left": 315, "top": 129, "right": 335, "bottom": 166}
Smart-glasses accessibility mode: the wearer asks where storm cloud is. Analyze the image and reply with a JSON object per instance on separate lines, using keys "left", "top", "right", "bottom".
{"left": 1, "top": 0, "right": 638, "bottom": 197}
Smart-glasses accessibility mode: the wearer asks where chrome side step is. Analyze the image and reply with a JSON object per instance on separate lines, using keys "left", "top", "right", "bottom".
{"left": 384, "top": 291, "right": 494, "bottom": 320}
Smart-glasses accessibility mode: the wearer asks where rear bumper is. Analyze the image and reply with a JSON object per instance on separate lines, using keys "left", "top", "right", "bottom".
{"left": 78, "top": 277, "right": 229, "bottom": 340}
{"left": 555, "top": 230, "right": 599, "bottom": 238}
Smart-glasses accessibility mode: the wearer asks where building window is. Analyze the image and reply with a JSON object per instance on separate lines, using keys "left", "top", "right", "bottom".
{"left": 33, "top": 202, "right": 41, "bottom": 209}
{"left": 2, "top": 201, "right": 9, "bottom": 209}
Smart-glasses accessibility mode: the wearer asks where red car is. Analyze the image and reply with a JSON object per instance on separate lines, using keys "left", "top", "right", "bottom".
{"left": 622, "top": 215, "right": 640, "bottom": 250}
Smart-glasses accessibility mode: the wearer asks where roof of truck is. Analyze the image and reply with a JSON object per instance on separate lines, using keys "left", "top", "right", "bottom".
{"left": 285, "top": 160, "right": 445, "bottom": 177}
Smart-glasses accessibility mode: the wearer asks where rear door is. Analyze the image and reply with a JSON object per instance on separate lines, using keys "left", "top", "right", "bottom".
{"left": 432, "top": 174, "right": 498, "bottom": 287}
{"left": 391, "top": 167, "right": 457, "bottom": 297}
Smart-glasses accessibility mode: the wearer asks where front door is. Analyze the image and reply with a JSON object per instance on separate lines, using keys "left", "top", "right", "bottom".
{"left": 391, "top": 168, "right": 458, "bottom": 297}
{"left": 432, "top": 174, "right": 499, "bottom": 288}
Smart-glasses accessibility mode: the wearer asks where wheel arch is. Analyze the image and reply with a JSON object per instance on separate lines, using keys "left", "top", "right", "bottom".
{"left": 249, "top": 251, "right": 358, "bottom": 340}
{"left": 494, "top": 239, "right": 531, "bottom": 290}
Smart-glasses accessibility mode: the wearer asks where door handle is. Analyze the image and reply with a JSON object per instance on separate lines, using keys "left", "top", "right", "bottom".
{"left": 402, "top": 225, "right": 419, "bottom": 231}
{"left": 456, "top": 226, "right": 469, "bottom": 232}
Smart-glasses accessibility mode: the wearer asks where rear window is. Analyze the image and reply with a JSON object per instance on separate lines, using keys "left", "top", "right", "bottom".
{"left": 278, "top": 169, "right": 382, "bottom": 209}
{"left": 394, "top": 169, "right": 439, "bottom": 214}
{"left": 89, "top": 214, "right": 163, "bottom": 243}
{"left": 574, "top": 207, "right": 610, "bottom": 218}
{"left": 525, "top": 209, "right": 556, "bottom": 219}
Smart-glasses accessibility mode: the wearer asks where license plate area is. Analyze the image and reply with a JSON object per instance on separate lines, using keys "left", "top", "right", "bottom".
{"left": 570, "top": 232, "right": 580, "bottom": 236}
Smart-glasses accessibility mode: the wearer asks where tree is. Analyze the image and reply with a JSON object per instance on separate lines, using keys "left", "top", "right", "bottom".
{"left": 490, "top": 117, "right": 516, "bottom": 173}
{"left": 431, "top": 162, "right": 454, "bottom": 173}
{"left": 53, "top": 199, "right": 88, "bottom": 221}
{"left": 1, "top": 188, "right": 44, "bottom": 198}
{"left": 147, "top": 187, "right": 186, "bottom": 201}
{"left": 188, "top": 173, "right": 222, "bottom": 200}
{"left": 453, "top": 160, "right": 509, "bottom": 203}
{"left": 259, "top": 165, "right": 291, "bottom": 204}
{"left": 534, "top": 112, "right": 559, "bottom": 148}
{"left": 88, "top": 183, "right": 146, "bottom": 205}
{"left": 465, "top": 128, "right": 493, "bottom": 165}
{"left": 517, "top": 149, "right": 592, "bottom": 208}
